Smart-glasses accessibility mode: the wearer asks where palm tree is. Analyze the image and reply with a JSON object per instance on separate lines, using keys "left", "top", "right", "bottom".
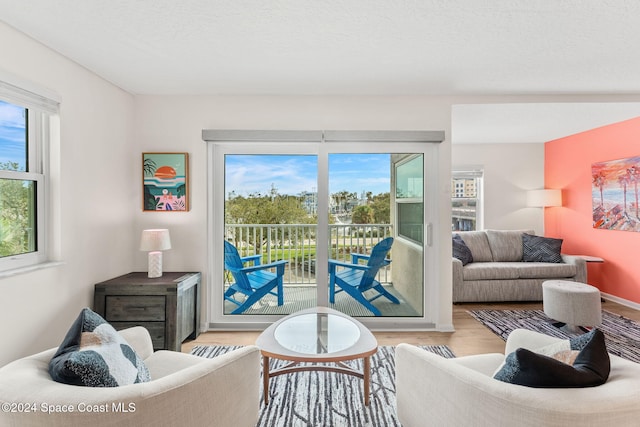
{"left": 628, "top": 166, "right": 639, "bottom": 219}
{"left": 619, "top": 173, "right": 630, "bottom": 215}
{"left": 592, "top": 172, "right": 606, "bottom": 207}
{"left": 143, "top": 158, "right": 157, "bottom": 176}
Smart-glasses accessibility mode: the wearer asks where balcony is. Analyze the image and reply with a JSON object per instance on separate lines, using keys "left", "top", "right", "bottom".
{"left": 224, "top": 223, "right": 419, "bottom": 316}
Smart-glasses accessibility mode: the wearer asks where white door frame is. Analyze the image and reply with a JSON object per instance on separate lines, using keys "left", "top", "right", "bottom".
{"left": 204, "top": 130, "right": 443, "bottom": 330}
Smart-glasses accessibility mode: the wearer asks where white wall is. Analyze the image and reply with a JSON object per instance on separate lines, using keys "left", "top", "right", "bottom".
{"left": 0, "top": 23, "right": 136, "bottom": 366}
{"left": 452, "top": 143, "right": 546, "bottom": 234}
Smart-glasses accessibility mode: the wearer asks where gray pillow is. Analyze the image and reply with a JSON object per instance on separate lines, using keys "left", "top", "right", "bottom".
{"left": 49, "top": 308, "right": 151, "bottom": 387}
{"left": 522, "top": 233, "right": 564, "bottom": 263}
{"left": 452, "top": 234, "right": 473, "bottom": 265}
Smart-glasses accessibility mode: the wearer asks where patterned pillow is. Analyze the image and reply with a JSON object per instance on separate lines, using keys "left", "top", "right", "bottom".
{"left": 49, "top": 308, "right": 151, "bottom": 387}
{"left": 493, "top": 329, "right": 610, "bottom": 388}
{"left": 522, "top": 233, "right": 564, "bottom": 263}
{"left": 452, "top": 234, "right": 473, "bottom": 266}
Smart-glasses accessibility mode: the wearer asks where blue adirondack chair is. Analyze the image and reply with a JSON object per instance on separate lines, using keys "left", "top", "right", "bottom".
{"left": 223, "top": 241, "right": 288, "bottom": 314}
{"left": 328, "top": 237, "right": 400, "bottom": 316}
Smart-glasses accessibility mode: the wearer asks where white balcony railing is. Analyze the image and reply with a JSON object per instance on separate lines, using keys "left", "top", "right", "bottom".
{"left": 225, "top": 223, "right": 393, "bottom": 285}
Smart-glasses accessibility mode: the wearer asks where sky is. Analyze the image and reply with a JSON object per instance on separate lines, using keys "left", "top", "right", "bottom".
{"left": 225, "top": 154, "right": 391, "bottom": 197}
{"left": 0, "top": 100, "right": 27, "bottom": 170}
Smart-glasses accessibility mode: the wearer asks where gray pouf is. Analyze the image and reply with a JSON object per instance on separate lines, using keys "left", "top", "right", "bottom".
{"left": 543, "top": 280, "right": 602, "bottom": 333}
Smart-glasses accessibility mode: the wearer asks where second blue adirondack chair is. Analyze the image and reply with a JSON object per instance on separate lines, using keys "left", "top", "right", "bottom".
{"left": 328, "top": 237, "right": 400, "bottom": 316}
{"left": 223, "top": 241, "right": 288, "bottom": 314}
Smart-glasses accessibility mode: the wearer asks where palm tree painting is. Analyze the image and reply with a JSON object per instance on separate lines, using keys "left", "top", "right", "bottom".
{"left": 592, "top": 155, "right": 640, "bottom": 231}
{"left": 143, "top": 153, "right": 189, "bottom": 211}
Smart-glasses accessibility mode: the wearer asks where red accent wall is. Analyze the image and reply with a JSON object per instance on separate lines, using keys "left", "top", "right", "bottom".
{"left": 545, "top": 117, "right": 640, "bottom": 303}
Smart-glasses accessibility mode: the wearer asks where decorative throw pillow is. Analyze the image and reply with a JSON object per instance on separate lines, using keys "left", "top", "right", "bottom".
{"left": 493, "top": 329, "right": 610, "bottom": 388}
{"left": 522, "top": 233, "right": 564, "bottom": 263}
{"left": 452, "top": 234, "right": 473, "bottom": 265}
{"left": 49, "top": 308, "right": 151, "bottom": 387}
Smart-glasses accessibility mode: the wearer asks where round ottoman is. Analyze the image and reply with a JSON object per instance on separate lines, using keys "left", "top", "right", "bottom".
{"left": 542, "top": 280, "right": 602, "bottom": 333}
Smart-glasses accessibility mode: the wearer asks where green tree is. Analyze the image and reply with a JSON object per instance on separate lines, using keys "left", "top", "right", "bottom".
{"left": 225, "top": 191, "right": 315, "bottom": 250}
{"left": 370, "top": 192, "right": 390, "bottom": 223}
{"left": 352, "top": 205, "right": 374, "bottom": 224}
{"left": 0, "top": 161, "right": 33, "bottom": 256}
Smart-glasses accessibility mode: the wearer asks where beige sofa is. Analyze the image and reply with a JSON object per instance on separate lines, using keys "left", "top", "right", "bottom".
{"left": 453, "top": 229, "right": 587, "bottom": 303}
{"left": 0, "top": 327, "right": 260, "bottom": 427}
{"left": 396, "top": 329, "right": 640, "bottom": 426}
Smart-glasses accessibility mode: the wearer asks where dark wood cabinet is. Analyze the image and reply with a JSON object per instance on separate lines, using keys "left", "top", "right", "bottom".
{"left": 94, "top": 272, "right": 201, "bottom": 351}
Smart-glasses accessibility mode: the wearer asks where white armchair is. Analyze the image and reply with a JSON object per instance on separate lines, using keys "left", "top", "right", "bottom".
{"left": 396, "top": 329, "right": 640, "bottom": 427}
{"left": 0, "top": 327, "right": 260, "bottom": 427}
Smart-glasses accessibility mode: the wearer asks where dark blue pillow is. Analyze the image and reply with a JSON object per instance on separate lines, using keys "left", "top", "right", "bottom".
{"left": 522, "top": 233, "right": 564, "bottom": 263}
{"left": 453, "top": 234, "right": 473, "bottom": 266}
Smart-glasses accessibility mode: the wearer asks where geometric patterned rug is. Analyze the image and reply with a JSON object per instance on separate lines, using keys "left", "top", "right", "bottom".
{"left": 468, "top": 309, "right": 640, "bottom": 363}
{"left": 191, "top": 344, "right": 455, "bottom": 427}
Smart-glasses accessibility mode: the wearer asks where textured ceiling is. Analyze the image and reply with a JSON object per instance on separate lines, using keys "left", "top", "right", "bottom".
{"left": 2, "top": 0, "right": 640, "bottom": 141}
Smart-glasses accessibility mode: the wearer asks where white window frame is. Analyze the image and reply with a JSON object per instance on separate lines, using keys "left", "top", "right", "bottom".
{"left": 395, "top": 154, "right": 425, "bottom": 247}
{"left": 0, "top": 74, "right": 59, "bottom": 275}
{"left": 451, "top": 168, "right": 484, "bottom": 231}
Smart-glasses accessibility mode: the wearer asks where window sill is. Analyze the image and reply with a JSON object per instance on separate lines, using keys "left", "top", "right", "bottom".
{"left": 0, "top": 261, "right": 65, "bottom": 280}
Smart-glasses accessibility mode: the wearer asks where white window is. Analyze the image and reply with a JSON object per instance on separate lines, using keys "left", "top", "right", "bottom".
{"left": 0, "top": 78, "right": 58, "bottom": 273}
{"left": 395, "top": 154, "right": 424, "bottom": 245}
{"left": 451, "top": 169, "right": 483, "bottom": 231}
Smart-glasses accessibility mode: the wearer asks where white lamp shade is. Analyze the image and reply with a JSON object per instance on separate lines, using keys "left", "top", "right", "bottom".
{"left": 139, "top": 229, "right": 172, "bottom": 251}
{"left": 526, "top": 189, "right": 562, "bottom": 207}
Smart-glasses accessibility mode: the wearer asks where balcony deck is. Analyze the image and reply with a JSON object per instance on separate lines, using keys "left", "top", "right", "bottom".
{"left": 223, "top": 285, "right": 419, "bottom": 317}
{"left": 224, "top": 223, "right": 421, "bottom": 316}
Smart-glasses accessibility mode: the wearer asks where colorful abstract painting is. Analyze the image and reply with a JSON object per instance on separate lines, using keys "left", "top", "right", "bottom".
{"left": 592, "top": 155, "right": 640, "bottom": 231}
{"left": 143, "top": 152, "right": 189, "bottom": 211}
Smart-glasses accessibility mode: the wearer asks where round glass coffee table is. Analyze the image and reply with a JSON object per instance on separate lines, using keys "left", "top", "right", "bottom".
{"left": 255, "top": 306, "right": 378, "bottom": 406}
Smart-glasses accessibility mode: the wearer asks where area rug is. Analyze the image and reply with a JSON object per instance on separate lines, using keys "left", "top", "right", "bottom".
{"left": 190, "top": 344, "right": 454, "bottom": 427}
{"left": 468, "top": 309, "right": 640, "bottom": 363}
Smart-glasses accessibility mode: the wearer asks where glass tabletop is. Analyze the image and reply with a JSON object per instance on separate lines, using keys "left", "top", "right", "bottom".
{"left": 273, "top": 312, "right": 361, "bottom": 354}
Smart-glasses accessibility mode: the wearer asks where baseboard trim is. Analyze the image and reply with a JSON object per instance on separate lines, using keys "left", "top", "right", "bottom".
{"left": 601, "top": 292, "right": 640, "bottom": 311}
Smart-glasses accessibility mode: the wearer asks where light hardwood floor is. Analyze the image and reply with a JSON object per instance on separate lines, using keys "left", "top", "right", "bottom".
{"left": 182, "top": 300, "right": 640, "bottom": 357}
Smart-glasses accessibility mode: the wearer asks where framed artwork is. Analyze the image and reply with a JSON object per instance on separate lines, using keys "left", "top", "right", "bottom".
{"left": 592, "top": 155, "right": 640, "bottom": 231}
{"left": 143, "top": 152, "right": 189, "bottom": 211}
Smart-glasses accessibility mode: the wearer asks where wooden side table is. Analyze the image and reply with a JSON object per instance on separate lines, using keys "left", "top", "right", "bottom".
{"left": 94, "top": 272, "right": 201, "bottom": 351}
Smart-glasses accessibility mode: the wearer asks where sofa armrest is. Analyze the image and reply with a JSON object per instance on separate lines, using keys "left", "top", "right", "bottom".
{"left": 118, "top": 326, "right": 154, "bottom": 360}
{"left": 504, "top": 328, "right": 564, "bottom": 354}
{"left": 0, "top": 345, "right": 261, "bottom": 427}
{"left": 452, "top": 257, "right": 464, "bottom": 302}
{"left": 396, "top": 343, "right": 512, "bottom": 427}
{"left": 561, "top": 254, "right": 587, "bottom": 283}
{"left": 395, "top": 342, "right": 640, "bottom": 426}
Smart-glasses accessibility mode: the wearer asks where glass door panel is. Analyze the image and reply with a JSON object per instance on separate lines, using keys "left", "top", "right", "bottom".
{"left": 214, "top": 142, "right": 432, "bottom": 324}
{"left": 327, "top": 153, "right": 424, "bottom": 317}
{"left": 223, "top": 154, "right": 318, "bottom": 315}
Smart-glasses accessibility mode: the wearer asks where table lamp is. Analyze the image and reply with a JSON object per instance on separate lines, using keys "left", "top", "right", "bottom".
{"left": 139, "top": 229, "right": 172, "bottom": 278}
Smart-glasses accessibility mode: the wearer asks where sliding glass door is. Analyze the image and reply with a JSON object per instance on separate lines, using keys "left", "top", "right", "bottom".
{"left": 207, "top": 133, "right": 439, "bottom": 327}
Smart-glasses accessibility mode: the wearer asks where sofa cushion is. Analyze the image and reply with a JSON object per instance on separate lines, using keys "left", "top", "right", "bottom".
{"left": 462, "top": 262, "right": 521, "bottom": 281}
{"left": 516, "top": 262, "right": 577, "bottom": 279}
{"left": 453, "top": 234, "right": 473, "bottom": 265}
{"left": 49, "top": 308, "right": 151, "bottom": 387}
{"left": 494, "top": 328, "right": 610, "bottom": 388}
{"left": 522, "top": 233, "right": 564, "bottom": 263}
{"left": 457, "top": 231, "right": 493, "bottom": 262}
{"left": 486, "top": 229, "right": 533, "bottom": 262}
